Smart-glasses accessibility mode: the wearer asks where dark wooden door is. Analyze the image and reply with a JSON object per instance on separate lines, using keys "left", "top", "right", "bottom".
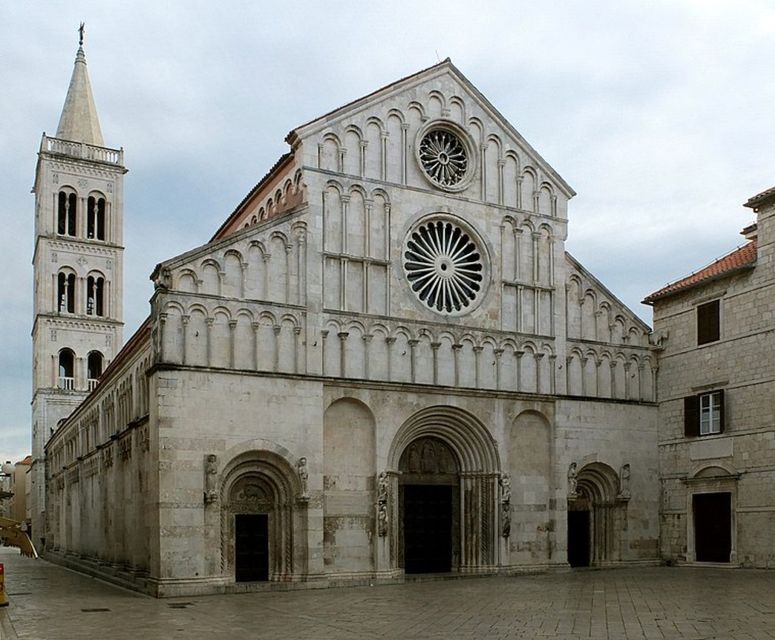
{"left": 235, "top": 513, "right": 269, "bottom": 581}
{"left": 694, "top": 492, "right": 731, "bottom": 563}
{"left": 568, "top": 510, "right": 590, "bottom": 567}
{"left": 403, "top": 485, "right": 453, "bottom": 573}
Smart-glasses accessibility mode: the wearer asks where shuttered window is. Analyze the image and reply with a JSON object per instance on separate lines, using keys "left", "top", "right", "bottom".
{"left": 684, "top": 390, "right": 724, "bottom": 437}
{"left": 697, "top": 299, "right": 720, "bottom": 345}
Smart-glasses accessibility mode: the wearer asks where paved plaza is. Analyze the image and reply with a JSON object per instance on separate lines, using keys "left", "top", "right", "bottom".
{"left": 1, "top": 549, "right": 775, "bottom": 640}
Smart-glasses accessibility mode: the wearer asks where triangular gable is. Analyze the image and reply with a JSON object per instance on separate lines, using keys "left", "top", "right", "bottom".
{"left": 566, "top": 252, "right": 651, "bottom": 332}
{"left": 287, "top": 58, "right": 575, "bottom": 199}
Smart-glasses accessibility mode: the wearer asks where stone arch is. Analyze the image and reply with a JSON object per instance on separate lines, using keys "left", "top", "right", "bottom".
{"left": 507, "top": 410, "right": 552, "bottom": 560}
{"left": 568, "top": 461, "right": 625, "bottom": 567}
{"left": 448, "top": 95, "right": 466, "bottom": 123}
{"left": 387, "top": 406, "right": 500, "bottom": 573}
{"left": 322, "top": 397, "right": 376, "bottom": 573}
{"left": 219, "top": 448, "right": 307, "bottom": 582}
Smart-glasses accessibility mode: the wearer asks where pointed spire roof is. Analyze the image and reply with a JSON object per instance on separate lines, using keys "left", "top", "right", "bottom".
{"left": 55, "top": 35, "right": 104, "bottom": 146}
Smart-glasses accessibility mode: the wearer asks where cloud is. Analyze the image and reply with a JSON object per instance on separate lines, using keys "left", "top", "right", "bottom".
{"left": 2, "top": 0, "right": 774, "bottom": 459}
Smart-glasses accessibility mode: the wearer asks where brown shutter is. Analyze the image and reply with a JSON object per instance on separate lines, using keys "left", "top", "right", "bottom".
{"left": 717, "top": 389, "right": 725, "bottom": 434}
{"left": 697, "top": 299, "right": 720, "bottom": 345}
{"left": 684, "top": 395, "right": 700, "bottom": 437}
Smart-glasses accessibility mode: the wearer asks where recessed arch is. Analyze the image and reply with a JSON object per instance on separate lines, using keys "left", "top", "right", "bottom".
{"left": 387, "top": 405, "right": 501, "bottom": 574}
{"left": 219, "top": 449, "right": 307, "bottom": 583}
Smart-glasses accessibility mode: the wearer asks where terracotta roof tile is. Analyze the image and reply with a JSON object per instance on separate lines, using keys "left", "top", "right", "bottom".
{"left": 643, "top": 240, "right": 757, "bottom": 304}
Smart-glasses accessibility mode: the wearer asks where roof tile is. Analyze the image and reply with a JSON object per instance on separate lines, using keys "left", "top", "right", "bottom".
{"left": 643, "top": 241, "right": 757, "bottom": 304}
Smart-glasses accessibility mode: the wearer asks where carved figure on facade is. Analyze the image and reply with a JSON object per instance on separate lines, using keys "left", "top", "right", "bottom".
{"left": 500, "top": 472, "right": 511, "bottom": 538}
{"left": 567, "top": 462, "right": 578, "bottom": 499}
{"left": 297, "top": 457, "right": 309, "bottom": 501}
{"left": 102, "top": 444, "right": 113, "bottom": 469}
{"left": 204, "top": 454, "right": 218, "bottom": 505}
{"left": 377, "top": 471, "right": 389, "bottom": 537}
{"left": 649, "top": 330, "right": 669, "bottom": 350}
{"left": 617, "top": 463, "right": 631, "bottom": 500}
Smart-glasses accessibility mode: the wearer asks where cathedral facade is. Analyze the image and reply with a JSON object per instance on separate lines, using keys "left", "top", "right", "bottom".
{"left": 36, "top": 45, "right": 660, "bottom": 596}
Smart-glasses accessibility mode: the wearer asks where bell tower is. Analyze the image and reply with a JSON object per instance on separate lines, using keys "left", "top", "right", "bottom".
{"left": 30, "top": 27, "right": 126, "bottom": 547}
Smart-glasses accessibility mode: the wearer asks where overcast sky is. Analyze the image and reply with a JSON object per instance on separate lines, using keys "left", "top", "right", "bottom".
{"left": 2, "top": 1, "right": 774, "bottom": 464}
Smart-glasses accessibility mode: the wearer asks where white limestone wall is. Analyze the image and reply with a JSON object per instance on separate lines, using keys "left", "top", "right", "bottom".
{"left": 654, "top": 203, "right": 775, "bottom": 567}
{"left": 556, "top": 399, "right": 660, "bottom": 563}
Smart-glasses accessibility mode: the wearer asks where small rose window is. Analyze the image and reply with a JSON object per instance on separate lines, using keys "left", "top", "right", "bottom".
{"left": 418, "top": 128, "right": 469, "bottom": 188}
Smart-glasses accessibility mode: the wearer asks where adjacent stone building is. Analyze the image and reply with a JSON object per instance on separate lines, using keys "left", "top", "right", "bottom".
{"left": 37, "top": 43, "right": 661, "bottom": 596}
{"left": 644, "top": 188, "right": 775, "bottom": 568}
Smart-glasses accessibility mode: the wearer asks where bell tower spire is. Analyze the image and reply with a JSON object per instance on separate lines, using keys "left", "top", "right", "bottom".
{"left": 55, "top": 23, "right": 104, "bottom": 146}
{"left": 29, "top": 29, "right": 127, "bottom": 550}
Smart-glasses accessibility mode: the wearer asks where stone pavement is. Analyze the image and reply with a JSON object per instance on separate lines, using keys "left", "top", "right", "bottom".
{"left": 2, "top": 548, "right": 775, "bottom": 640}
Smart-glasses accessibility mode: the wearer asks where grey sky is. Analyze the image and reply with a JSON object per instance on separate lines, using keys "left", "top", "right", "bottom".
{"left": 2, "top": 1, "right": 774, "bottom": 463}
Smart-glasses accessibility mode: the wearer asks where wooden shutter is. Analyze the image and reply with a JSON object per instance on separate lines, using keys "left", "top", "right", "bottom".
{"left": 697, "top": 299, "right": 720, "bottom": 345}
{"left": 684, "top": 395, "right": 700, "bottom": 437}
{"left": 717, "top": 389, "right": 725, "bottom": 434}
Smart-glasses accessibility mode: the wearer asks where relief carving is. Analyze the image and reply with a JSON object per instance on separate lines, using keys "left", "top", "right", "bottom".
{"left": 204, "top": 454, "right": 218, "bottom": 505}
{"left": 617, "top": 463, "right": 631, "bottom": 501}
{"left": 567, "top": 462, "right": 578, "bottom": 499}
{"left": 297, "top": 456, "right": 309, "bottom": 501}
{"left": 500, "top": 472, "right": 511, "bottom": 538}
{"left": 377, "top": 471, "right": 389, "bottom": 537}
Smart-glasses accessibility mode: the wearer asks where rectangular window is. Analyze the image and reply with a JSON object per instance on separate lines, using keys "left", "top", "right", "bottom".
{"left": 699, "top": 391, "right": 723, "bottom": 435}
{"left": 685, "top": 390, "right": 724, "bottom": 437}
{"left": 697, "top": 299, "right": 720, "bottom": 345}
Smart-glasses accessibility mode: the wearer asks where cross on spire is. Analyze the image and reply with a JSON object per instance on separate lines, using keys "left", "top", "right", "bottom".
{"left": 78, "top": 22, "right": 85, "bottom": 46}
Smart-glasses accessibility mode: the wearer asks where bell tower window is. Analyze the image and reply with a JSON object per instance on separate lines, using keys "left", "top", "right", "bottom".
{"left": 58, "top": 349, "right": 75, "bottom": 390}
{"left": 57, "top": 272, "right": 76, "bottom": 313}
{"left": 87, "top": 275, "right": 105, "bottom": 316}
{"left": 87, "top": 351, "right": 103, "bottom": 390}
{"left": 87, "top": 195, "right": 106, "bottom": 240}
{"left": 57, "top": 191, "right": 77, "bottom": 236}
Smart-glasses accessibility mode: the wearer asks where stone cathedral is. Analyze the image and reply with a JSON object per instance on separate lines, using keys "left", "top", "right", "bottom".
{"left": 36, "top": 41, "right": 662, "bottom": 596}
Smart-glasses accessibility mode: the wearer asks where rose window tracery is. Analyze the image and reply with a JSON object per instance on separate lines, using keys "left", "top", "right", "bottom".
{"left": 403, "top": 218, "right": 485, "bottom": 314}
{"left": 418, "top": 129, "right": 468, "bottom": 188}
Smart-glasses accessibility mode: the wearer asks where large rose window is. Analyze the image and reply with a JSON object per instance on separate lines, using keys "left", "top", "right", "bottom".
{"left": 403, "top": 218, "right": 485, "bottom": 315}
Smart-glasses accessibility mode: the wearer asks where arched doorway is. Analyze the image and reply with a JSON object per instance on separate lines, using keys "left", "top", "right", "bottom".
{"left": 220, "top": 451, "right": 305, "bottom": 582}
{"left": 399, "top": 437, "right": 459, "bottom": 573}
{"left": 388, "top": 406, "right": 501, "bottom": 575}
{"left": 567, "top": 462, "right": 622, "bottom": 567}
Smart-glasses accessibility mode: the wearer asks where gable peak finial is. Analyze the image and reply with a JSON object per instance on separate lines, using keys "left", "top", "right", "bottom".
{"left": 78, "top": 22, "right": 85, "bottom": 46}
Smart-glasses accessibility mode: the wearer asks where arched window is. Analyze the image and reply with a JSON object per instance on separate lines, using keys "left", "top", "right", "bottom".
{"left": 57, "top": 191, "right": 77, "bottom": 236}
{"left": 86, "top": 275, "right": 105, "bottom": 316}
{"left": 87, "top": 351, "right": 103, "bottom": 390}
{"left": 58, "top": 349, "right": 75, "bottom": 390}
{"left": 87, "top": 195, "right": 106, "bottom": 240}
{"left": 57, "top": 272, "right": 75, "bottom": 313}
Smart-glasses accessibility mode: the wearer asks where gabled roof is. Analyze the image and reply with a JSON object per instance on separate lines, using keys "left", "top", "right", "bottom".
{"left": 642, "top": 241, "right": 757, "bottom": 304}
{"left": 209, "top": 152, "right": 293, "bottom": 242}
{"left": 286, "top": 58, "right": 575, "bottom": 199}
{"left": 56, "top": 45, "right": 104, "bottom": 146}
{"left": 744, "top": 184, "right": 775, "bottom": 209}
{"left": 565, "top": 252, "right": 652, "bottom": 332}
